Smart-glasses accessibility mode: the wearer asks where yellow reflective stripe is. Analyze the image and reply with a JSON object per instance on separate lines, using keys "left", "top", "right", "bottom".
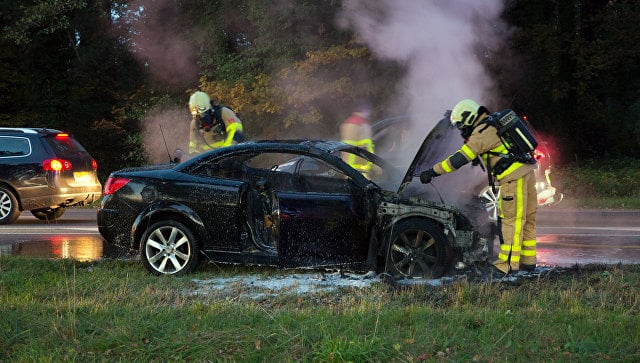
{"left": 523, "top": 239, "right": 536, "bottom": 247}
{"left": 189, "top": 141, "right": 197, "bottom": 148}
{"left": 491, "top": 144, "right": 508, "bottom": 153}
{"left": 343, "top": 138, "right": 375, "bottom": 153}
{"left": 521, "top": 250, "right": 536, "bottom": 257}
{"left": 513, "top": 178, "right": 524, "bottom": 247}
{"left": 223, "top": 123, "right": 241, "bottom": 146}
{"left": 441, "top": 160, "right": 453, "bottom": 173}
{"left": 496, "top": 162, "right": 524, "bottom": 180}
{"left": 226, "top": 122, "right": 243, "bottom": 132}
{"left": 460, "top": 144, "right": 476, "bottom": 160}
{"left": 342, "top": 139, "right": 374, "bottom": 170}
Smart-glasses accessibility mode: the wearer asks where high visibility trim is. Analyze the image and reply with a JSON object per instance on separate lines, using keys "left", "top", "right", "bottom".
{"left": 496, "top": 161, "right": 525, "bottom": 180}
{"left": 441, "top": 160, "right": 453, "bottom": 173}
{"left": 461, "top": 144, "right": 476, "bottom": 160}
{"left": 224, "top": 123, "right": 244, "bottom": 146}
{"left": 491, "top": 144, "right": 508, "bottom": 153}
{"left": 226, "top": 122, "right": 244, "bottom": 132}
{"left": 341, "top": 138, "right": 374, "bottom": 171}
{"left": 523, "top": 239, "right": 536, "bottom": 247}
{"left": 522, "top": 250, "right": 536, "bottom": 257}
{"left": 513, "top": 178, "right": 524, "bottom": 248}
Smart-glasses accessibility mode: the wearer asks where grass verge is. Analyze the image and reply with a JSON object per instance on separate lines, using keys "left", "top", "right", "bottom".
{"left": 1, "top": 257, "right": 639, "bottom": 362}
{"left": 555, "top": 158, "right": 640, "bottom": 209}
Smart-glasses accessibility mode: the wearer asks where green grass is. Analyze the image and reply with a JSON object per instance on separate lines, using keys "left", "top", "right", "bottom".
{"left": 1, "top": 257, "right": 639, "bottom": 362}
{"left": 554, "top": 158, "right": 640, "bottom": 209}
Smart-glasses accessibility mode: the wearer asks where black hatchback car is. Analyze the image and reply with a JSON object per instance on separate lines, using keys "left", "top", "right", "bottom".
{"left": 98, "top": 132, "right": 495, "bottom": 278}
{"left": 0, "top": 128, "right": 102, "bottom": 224}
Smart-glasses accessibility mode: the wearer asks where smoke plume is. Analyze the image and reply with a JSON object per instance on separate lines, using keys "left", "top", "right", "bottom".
{"left": 338, "top": 0, "right": 509, "bottom": 205}
{"left": 123, "top": 0, "right": 199, "bottom": 87}
{"left": 338, "top": 0, "right": 507, "bottom": 135}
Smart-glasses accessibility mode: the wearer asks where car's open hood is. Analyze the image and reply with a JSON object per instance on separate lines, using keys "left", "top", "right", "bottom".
{"left": 397, "top": 117, "right": 487, "bottom": 210}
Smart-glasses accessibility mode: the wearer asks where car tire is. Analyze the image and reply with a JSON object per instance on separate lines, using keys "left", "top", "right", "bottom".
{"left": 140, "top": 220, "right": 200, "bottom": 276}
{"left": 31, "top": 207, "right": 66, "bottom": 221}
{"left": 0, "top": 186, "right": 21, "bottom": 225}
{"left": 386, "top": 218, "right": 451, "bottom": 279}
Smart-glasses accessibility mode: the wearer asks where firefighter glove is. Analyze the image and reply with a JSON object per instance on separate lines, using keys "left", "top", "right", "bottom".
{"left": 420, "top": 168, "right": 439, "bottom": 184}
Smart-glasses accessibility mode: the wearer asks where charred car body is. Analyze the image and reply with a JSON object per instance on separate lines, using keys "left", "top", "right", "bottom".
{"left": 98, "top": 132, "right": 495, "bottom": 277}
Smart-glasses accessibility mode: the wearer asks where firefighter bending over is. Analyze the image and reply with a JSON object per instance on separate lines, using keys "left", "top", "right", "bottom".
{"left": 420, "top": 99, "right": 538, "bottom": 275}
{"left": 188, "top": 91, "right": 244, "bottom": 154}
{"left": 340, "top": 104, "right": 374, "bottom": 176}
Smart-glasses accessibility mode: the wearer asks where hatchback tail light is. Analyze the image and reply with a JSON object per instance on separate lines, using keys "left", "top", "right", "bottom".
{"left": 43, "top": 158, "right": 72, "bottom": 171}
{"left": 92, "top": 159, "right": 98, "bottom": 170}
{"left": 103, "top": 177, "right": 130, "bottom": 195}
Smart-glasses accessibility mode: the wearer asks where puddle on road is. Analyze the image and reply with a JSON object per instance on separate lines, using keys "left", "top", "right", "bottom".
{"left": 2, "top": 234, "right": 639, "bottom": 267}
{"left": 0, "top": 236, "right": 126, "bottom": 261}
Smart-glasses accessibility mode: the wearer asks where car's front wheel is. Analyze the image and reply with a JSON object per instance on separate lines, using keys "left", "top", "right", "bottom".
{"left": 0, "top": 186, "right": 20, "bottom": 225}
{"left": 140, "top": 220, "right": 200, "bottom": 275}
{"left": 386, "top": 219, "right": 451, "bottom": 278}
{"left": 31, "top": 207, "right": 66, "bottom": 221}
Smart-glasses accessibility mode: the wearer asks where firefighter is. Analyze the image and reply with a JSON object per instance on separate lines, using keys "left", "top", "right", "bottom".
{"left": 419, "top": 99, "right": 537, "bottom": 274}
{"left": 340, "top": 104, "right": 374, "bottom": 176}
{"left": 188, "top": 91, "right": 244, "bottom": 154}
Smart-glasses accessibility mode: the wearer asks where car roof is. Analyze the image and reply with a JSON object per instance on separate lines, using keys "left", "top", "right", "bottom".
{"left": 177, "top": 139, "right": 394, "bottom": 187}
{"left": 0, "top": 127, "right": 64, "bottom": 135}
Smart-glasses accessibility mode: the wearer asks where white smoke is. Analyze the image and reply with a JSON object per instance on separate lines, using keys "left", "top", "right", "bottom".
{"left": 140, "top": 106, "right": 190, "bottom": 164}
{"left": 338, "top": 0, "right": 509, "bottom": 206}
{"left": 338, "top": 0, "right": 507, "bottom": 134}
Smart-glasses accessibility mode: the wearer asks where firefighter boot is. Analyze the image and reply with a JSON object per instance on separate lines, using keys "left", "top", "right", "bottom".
{"left": 492, "top": 259, "right": 512, "bottom": 275}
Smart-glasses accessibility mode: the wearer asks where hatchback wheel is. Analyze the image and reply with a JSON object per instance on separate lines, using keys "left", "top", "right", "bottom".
{"left": 0, "top": 186, "right": 20, "bottom": 225}
{"left": 386, "top": 219, "right": 450, "bottom": 278}
{"left": 31, "top": 207, "right": 66, "bottom": 221}
{"left": 141, "top": 220, "right": 200, "bottom": 275}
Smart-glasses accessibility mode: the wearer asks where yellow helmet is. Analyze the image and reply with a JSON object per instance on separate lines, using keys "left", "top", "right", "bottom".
{"left": 188, "top": 91, "right": 211, "bottom": 116}
{"left": 450, "top": 99, "right": 481, "bottom": 128}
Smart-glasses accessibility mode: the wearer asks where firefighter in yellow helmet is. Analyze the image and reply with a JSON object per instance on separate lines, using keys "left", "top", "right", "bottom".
{"left": 188, "top": 91, "right": 244, "bottom": 154}
{"left": 420, "top": 99, "right": 537, "bottom": 275}
{"left": 340, "top": 103, "right": 375, "bottom": 176}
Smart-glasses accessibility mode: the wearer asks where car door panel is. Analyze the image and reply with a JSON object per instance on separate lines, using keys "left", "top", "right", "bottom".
{"left": 276, "top": 190, "right": 369, "bottom": 267}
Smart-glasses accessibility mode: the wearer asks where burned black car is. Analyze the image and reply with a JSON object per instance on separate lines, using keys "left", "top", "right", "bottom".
{"left": 98, "top": 135, "right": 494, "bottom": 277}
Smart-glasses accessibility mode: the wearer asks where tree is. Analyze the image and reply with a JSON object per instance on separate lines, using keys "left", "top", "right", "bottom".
{"left": 499, "top": 0, "right": 640, "bottom": 161}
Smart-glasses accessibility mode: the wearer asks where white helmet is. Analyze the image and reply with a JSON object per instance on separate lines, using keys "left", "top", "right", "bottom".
{"left": 450, "top": 99, "right": 481, "bottom": 128}
{"left": 188, "top": 91, "right": 211, "bottom": 116}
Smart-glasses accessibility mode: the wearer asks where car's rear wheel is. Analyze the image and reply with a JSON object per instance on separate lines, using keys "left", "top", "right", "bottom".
{"left": 386, "top": 219, "right": 451, "bottom": 279}
{"left": 141, "top": 220, "right": 200, "bottom": 275}
{"left": 31, "top": 207, "right": 66, "bottom": 221}
{"left": 0, "top": 186, "right": 20, "bottom": 225}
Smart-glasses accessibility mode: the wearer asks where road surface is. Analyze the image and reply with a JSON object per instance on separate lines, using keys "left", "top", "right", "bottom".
{"left": 1, "top": 208, "right": 639, "bottom": 266}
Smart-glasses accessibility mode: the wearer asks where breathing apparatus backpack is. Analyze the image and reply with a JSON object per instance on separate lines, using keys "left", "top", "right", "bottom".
{"left": 478, "top": 109, "right": 538, "bottom": 175}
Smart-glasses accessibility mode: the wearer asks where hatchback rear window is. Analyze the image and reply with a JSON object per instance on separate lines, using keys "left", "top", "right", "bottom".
{"left": 0, "top": 136, "right": 31, "bottom": 157}
{"left": 44, "top": 134, "right": 87, "bottom": 155}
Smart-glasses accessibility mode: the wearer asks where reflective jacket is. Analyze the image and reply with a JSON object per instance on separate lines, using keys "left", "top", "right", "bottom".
{"left": 189, "top": 107, "right": 244, "bottom": 153}
{"left": 433, "top": 115, "right": 535, "bottom": 183}
{"left": 340, "top": 113, "right": 374, "bottom": 173}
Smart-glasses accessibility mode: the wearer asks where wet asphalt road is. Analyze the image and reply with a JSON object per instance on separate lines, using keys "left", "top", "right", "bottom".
{"left": 1, "top": 208, "right": 639, "bottom": 267}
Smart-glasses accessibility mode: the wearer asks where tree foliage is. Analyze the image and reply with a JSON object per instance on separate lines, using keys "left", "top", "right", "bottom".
{"left": 0, "top": 0, "right": 638, "bottom": 184}
{"left": 498, "top": 0, "right": 640, "bottom": 161}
